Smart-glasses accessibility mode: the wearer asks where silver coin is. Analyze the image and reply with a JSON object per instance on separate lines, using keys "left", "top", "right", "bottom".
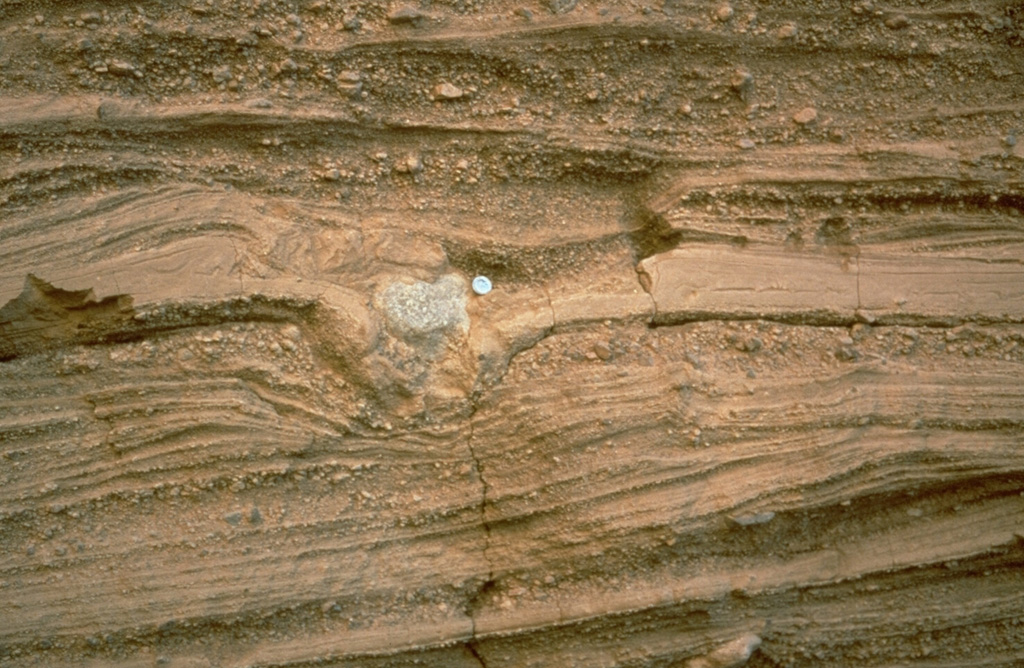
{"left": 471, "top": 275, "right": 492, "bottom": 295}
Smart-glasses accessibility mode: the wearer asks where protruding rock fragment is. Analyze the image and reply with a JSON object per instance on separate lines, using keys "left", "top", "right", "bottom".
{"left": 728, "top": 512, "right": 775, "bottom": 527}
{"left": 715, "top": 4, "right": 734, "bottom": 22}
{"left": 108, "top": 60, "right": 139, "bottom": 77}
{"left": 433, "top": 82, "right": 464, "bottom": 100}
{"left": 544, "top": 0, "right": 577, "bottom": 14}
{"left": 686, "top": 634, "right": 762, "bottom": 668}
{"left": 97, "top": 100, "right": 123, "bottom": 120}
{"left": 885, "top": 13, "right": 910, "bottom": 29}
{"left": 378, "top": 275, "right": 468, "bottom": 342}
{"left": 730, "top": 69, "right": 754, "bottom": 100}
{"left": 777, "top": 23, "right": 798, "bottom": 39}
{"left": 389, "top": 6, "right": 427, "bottom": 25}
{"left": 793, "top": 107, "right": 818, "bottom": 125}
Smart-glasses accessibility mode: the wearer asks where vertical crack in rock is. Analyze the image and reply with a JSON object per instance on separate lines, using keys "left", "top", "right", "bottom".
{"left": 229, "top": 236, "right": 245, "bottom": 296}
{"left": 542, "top": 286, "right": 556, "bottom": 331}
{"left": 464, "top": 413, "right": 493, "bottom": 667}
{"left": 466, "top": 641, "right": 488, "bottom": 668}
{"left": 856, "top": 256, "right": 863, "bottom": 313}
{"left": 634, "top": 260, "right": 659, "bottom": 325}
{"left": 465, "top": 417, "right": 494, "bottom": 580}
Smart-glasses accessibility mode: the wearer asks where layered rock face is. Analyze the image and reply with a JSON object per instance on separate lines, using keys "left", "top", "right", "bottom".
{"left": 1, "top": 0, "right": 1023, "bottom": 666}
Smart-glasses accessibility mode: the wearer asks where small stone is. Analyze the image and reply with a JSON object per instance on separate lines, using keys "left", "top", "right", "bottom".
{"left": 777, "top": 23, "right": 798, "bottom": 39}
{"left": 730, "top": 69, "right": 754, "bottom": 100}
{"left": 740, "top": 337, "right": 763, "bottom": 352}
{"left": 885, "top": 13, "right": 909, "bottom": 29}
{"left": 108, "top": 60, "right": 138, "bottom": 77}
{"left": 1003, "top": 134, "right": 1017, "bottom": 148}
{"left": 433, "top": 82, "right": 464, "bottom": 100}
{"left": 715, "top": 4, "right": 734, "bottom": 22}
{"left": 593, "top": 342, "right": 612, "bottom": 361}
{"left": 223, "top": 511, "right": 243, "bottom": 526}
{"left": 835, "top": 346, "right": 859, "bottom": 362}
{"left": 211, "top": 65, "right": 233, "bottom": 83}
{"left": 96, "top": 100, "right": 122, "bottom": 120}
{"left": 729, "top": 512, "right": 775, "bottom": 527}
{"left": 247, "top": 98, "right": 273, "bottom": 108}
{"left": 80, "top": 11, "right": 102, "bottom": 24}
{"left": 793, "top": 106, "right": 818, "bottom": 125}
{"left": 321, "top": 168, "right": 341, "bottom": 181}
{"left": 696, "top": 634, "right": 762, "bottom": 667}
{"left": 736, "top": 138, "right": 756, "bottom": 150}
{"left": 544, "top": 0, "right": 578, "bottom": 14}
{"left": 249, "top": 507, "right": 263, "bottom": 524}
{"left": 396, "top": 155, "right": 423, "bottom": 174}
{"left": 389, "top": 6, "right": 427, "bottom": 25}
{"left": 679, "top": 102, "right": 692, "bottom": 115}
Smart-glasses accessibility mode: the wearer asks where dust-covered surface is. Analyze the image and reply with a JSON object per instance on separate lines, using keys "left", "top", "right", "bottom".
{"left": 1, "top": 0, "right": 1023, "bottom": 666}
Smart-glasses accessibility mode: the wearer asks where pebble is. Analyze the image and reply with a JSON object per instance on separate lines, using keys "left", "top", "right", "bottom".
{"left": 793, "top": 107, "right": 818, "bottom": 125}
{"left": 211, "top": 65, "right": 233, "bottom": 83}
{"left": 730, "top": 69, "right": 754, "bottom": 100}
{"left": 777, "top": 23, "right": 798, "bottom": 39}
{"left": 96, "top": 100, "right": 123, "bottom": 120}
{"left": 108, "top": 60, "right": 139, "bottom": 77}
{"left": 433, "top": 82, "right": 464, "bottom": 100}
{"left": 715, "top": 4, "right": 734, "bottom": 22}
{"left": 835, "top": 346, "right": 859, "bottom": 362}
{"left": 736, "top": 138, "right": 756, "bottom": 150}
{"left": 395, "top": 155, "right": 423, "bottom": 174}
{"left": 544, "top": 0, "right": 578, "bottom": 14}
{"left": 740, "top": 337, "right": 763, "bottom": 352}
{"left": 389, "top": 6, "right": 427, "bottom": 25}
{"left": 885, "top": 13, "right": 910, "bottom": 30}
{"left": 686, "top": 633, "right": 761, "bottom": 668}
{"left": 593, "top": 342, "right": 612, "bottom": 361}
{"left": 730, "top": 511, "right": 775, "bottom": 527}
{"left": 223, "top": 511, "right": 243, "bottom": 526}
